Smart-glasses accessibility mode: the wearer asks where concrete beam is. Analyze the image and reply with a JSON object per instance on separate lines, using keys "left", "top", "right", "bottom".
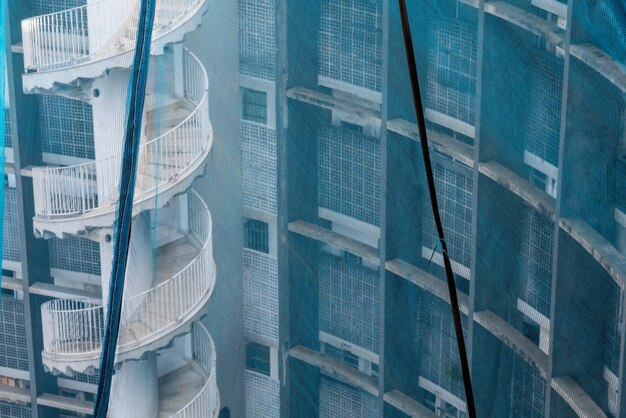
{"left": 560, "top": 217, "right": 626, "bottom": 289}
{"left": 289, "top": 345, "right": 378, "bottom": 397}
{"left": 386, "top": 118, "right": 474, "bottom": 169}
{"left": 479, "top": 160, "right": 556, "bottom": 220}
{"left": 288, "top": 220, "right": 379, "bottom": 265}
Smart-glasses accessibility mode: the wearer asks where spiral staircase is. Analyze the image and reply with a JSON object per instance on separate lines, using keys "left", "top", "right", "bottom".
{"left": 20, "top": 0, "right": 218, "bottom": 416}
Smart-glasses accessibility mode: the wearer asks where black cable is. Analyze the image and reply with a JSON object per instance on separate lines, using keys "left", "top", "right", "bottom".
{"left": 397, "top": 1, "right": 477, "bottom": 416}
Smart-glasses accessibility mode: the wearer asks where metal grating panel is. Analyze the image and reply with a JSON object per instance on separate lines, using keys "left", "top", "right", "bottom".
{"left": 417, "top": 294, "right": 468, "bottom": 400}
{"left": 4, "top": 109, "right": 11, "bottom": 148}
{"left": 318, "top": 125, "right": 381, "bottom": 226}
{"left": 243, "top": 249, "right": 279, "bottom": 342}
{"left": 510, "top": 353, "right": 546, "bottom": 418}
{"left": 422, "top": 162, "right": 473, "bottom": 269}
{"left": 524, "top": 52, "right": 563, "bottom": 167}
{"left": 426, "top": 17, "right": 478, "bottom": 126}
{"left": 245, "top": 370, "right": 280, "bottom": 418}
{"left": 605, "top": 286, "right": 621, "bottom": 375}
{"left": 62, "top": 372, "right": 99, "bottom": 385}
{"left": 319, "top": 253, "right": 380, "bottom": 353}
{"left": 32, "top": 0, "right": 86, "bottom": 15}
{"left": 239, "top": 0, "right": 276, "bottom": 81}
{"left": 319, "top": 376, "right": 378, "bottom": 418}
{"left": 245, "top": 218, "right": 270, "bottom": 254}
{"left": 48, "top": 236, "right": 101, "bottom": 275}
{"left": 242, "top": 121, "right": 277, "bottom": 215}
{"left": 3, "top": 188, "right": 20, "bottom": 262}
{"left": 38, "top": 96, "right": 95, "bottom": 160}
{"left": 0, "top": 402, "right": 31, "bottom": 418}
{"left": 319, "top": 0, "right": 383, "bottom": 93}
{"left": 0, "top": 297, "right": 28, "bottom": 372}
{"left": 519, "top": 209, "right": 554, "bottom": 318}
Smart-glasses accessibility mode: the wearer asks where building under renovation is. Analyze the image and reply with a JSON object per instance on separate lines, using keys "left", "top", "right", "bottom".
{"left": 1, "top": 0, "right": 625, "bottom": 417}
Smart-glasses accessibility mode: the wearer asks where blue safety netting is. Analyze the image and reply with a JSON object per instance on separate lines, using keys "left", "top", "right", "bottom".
{"left": 1, "top": 0, "right": 626, "bottom": 417}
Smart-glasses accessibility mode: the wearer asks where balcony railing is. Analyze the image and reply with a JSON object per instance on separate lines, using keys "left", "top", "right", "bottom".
{"left": 32, "top": 48, "right": 210, "bottom": 220}
{"left": 22, "top": 0, "right": 202, "bottom": 73}
{"left": 40, "top": 189, "right": 215, "bottom": 359}
{"left": 169, "top": 322, "right": 219, "bottom": 418}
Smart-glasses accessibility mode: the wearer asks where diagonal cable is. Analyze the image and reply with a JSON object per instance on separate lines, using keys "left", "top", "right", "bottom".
{"left": 397, "top": 1, "right": 477, "bottom": 416}
{"left": 93, "top": 1, "right": 157, "bottom": 416}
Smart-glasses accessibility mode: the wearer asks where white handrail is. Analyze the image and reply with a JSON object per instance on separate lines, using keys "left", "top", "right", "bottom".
{"left": 22, "top": 0, "right": 200, "bottom": 72}
{"left": 40, "top": 189, "right": 214, "bottom": 357}
{"left": 32, "top": 48, "right": 210, "bottom": 219}
{"left": 169, "top": 322, "right": 219, "bottom": 418}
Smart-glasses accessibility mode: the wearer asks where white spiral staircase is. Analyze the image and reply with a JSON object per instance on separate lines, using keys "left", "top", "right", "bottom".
{"left": 21, "top": 0, "right": 209, "bottom": 91}
{"left": 21, "top": 0, "right": 218, "bottom": 415}
{"left": 31, "top": 48, "right": 211, "bottom": 239}
{"left": 41, "top": 189, "right": 215, "bottom": 371}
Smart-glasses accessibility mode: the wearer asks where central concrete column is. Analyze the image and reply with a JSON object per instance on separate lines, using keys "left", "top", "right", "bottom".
{"left": 109, "top": 352, "right": 159, "bottom": 418}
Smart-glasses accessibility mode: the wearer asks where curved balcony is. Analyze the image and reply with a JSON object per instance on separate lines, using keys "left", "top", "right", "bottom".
{"left": 21, "top": 0, "right": 209, "bottom": 91}
{"left": 40, "top": 189, "right": 216, "bottom": 375}
{"left": 158, "top": 322, "right": 219, "bottom": 418}
{"left": 32, "top": 48, "right": 210, "bottom": 239}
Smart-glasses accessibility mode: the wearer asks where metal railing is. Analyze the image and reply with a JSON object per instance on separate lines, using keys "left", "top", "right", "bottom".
{"left": 169, "top": 322, "right": 219, "bottom": 418}
{"left": 40, "top": 190, "right": 215, "bottom": 358}
{"left": 32, "top": 48, "right": 210, "bottom": 219}
{"left": 22, "top": 0, "right": 201, "bottom": 72}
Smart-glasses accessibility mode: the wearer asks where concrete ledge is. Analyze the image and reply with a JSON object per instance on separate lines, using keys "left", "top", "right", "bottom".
{"left": 387, "top": 118, "right": 474, "bottom": 168}
{"left": 286, "top": 87, "right": 381, "bottom": 121}
{"left": 560, "top": 217, "right": 626, "bottom": 289}
{"left": 289, "top": 345, "right": 378, "bottom": 397}
{"left": 551, "top": 376, "right": 608, "bottom": 418}
{"left": 479, "top": 160, "right": 556, "bottom": 220}
{"left": 37, "top": 393, "right": 93, "bottom": 415}
{"left": 288, "top": 220, "right": 379, "bottom": 265}
{"left": 485, "top": 1, "right": 565, "bottom": 46}
{"left": 384, "top": 389, "right": 439, "bottom": 418}
{"left": 570, "top": 44, "right": 626, "bottom": 94}
{"left": 29, "top": 282, "right": 100, "bottom": 302}
{"left": 473, "top": 310, "right": 549, "bottom": 377}
{"left": 0, "top": 383, "right": 30, "bottom": 403}
{"left": 385, "top": 258, "right": 470, "bottom": 315}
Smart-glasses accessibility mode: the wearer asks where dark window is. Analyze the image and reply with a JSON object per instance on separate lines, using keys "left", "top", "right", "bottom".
{"left": 246, "top": 342, "right": 271, "bottom": 376}
{"left": 242, "top": 89, "right": 268, "bottom": 124}
{"left": 522, "top": 318, "right": 540, "bottom": 346}
{"left": 244, "top": 219, "right": 270, "bottom": 254}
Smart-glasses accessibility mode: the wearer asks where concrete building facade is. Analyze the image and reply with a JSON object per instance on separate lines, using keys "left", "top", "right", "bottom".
{"left": 1, "top": 0, "right": 625, "bottom": 417}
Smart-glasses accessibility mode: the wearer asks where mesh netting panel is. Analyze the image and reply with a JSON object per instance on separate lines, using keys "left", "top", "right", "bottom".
{"left": 242, "top": 121, "right": 278, "bottom": 215}
{"left": 243, "top": 249, "right": 279, "bottom": 342}
{"left": 245, "top": 370, "right": 281, "bottom": 417}
{"left": 4, "top": 109, "right": 10, "bottom": 148}
{"left": 0, "top": 402, "right": 31, "bottom": 418}
{"left": 239, "top": 0, "right": 276, "bottom": 81}
{"left": 318, "top": 124, "right": 381, "bottom": 226}
{"left": 3, "top": 187, "right": 20, "bottom": 262}
{"left": 426, "top": 16, "right": 478, "bottom": 127}
{"left": 48, "top": 236, "right": 101, "bottom": 275}
{"left": 38, "top": 96, "right": 95, "bottom": 160}
{"left": 319, "top": 253, "right": 380, "bottom": 354}
{"left": 318, "top": 0, "right": 383, "bottom": 94}
{"left": 319, "top": 376, "right": 378, "bottom": 418}
{"left": 0, "top": 297, "right": 28, "bottom": 371}
{"left": 417, "top": 293, "right": 468, "bottom": 401}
